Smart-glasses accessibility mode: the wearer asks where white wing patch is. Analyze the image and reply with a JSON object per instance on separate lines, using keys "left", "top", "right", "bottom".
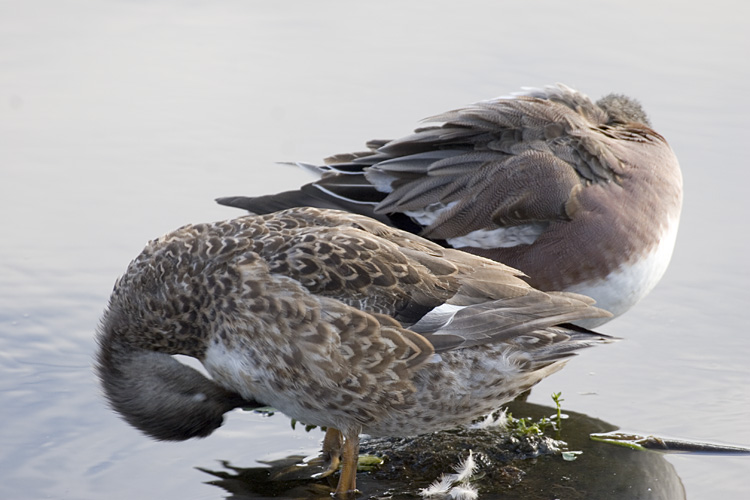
{"left": 446, "top": 224, "right": 547, "bottom": 249}
{"left": 405, "top": 202, "right": 546, "bottom": 249}
{"left": 403, "top": 202, "right": 459, "bottom": 226}
{"left": 410, "top": 303, "right": 466, "bottom": 333}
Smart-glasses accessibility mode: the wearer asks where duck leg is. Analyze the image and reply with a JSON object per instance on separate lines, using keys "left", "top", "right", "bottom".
{"left": 334, "top": 430, "right": 360, "bottom": 497}
{"left": 315, "top": 428, "right": 343, "bottom": 478}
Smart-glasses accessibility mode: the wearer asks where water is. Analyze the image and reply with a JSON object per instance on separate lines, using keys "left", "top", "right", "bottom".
{"left": 1, "top": 1, "right": 749, "bottom": 498}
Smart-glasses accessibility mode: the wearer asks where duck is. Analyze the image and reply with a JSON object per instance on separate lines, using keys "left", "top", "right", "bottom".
{"left": 97, "top": 207, "right": 614, "bottom": 497}
{"left": 217, "top": 84, "right": 683, "bottom": 326}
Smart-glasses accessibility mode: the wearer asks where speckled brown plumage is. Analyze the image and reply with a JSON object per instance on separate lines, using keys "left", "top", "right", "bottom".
{"left": 97, "top": 207, "right": 613, "bottom": 496}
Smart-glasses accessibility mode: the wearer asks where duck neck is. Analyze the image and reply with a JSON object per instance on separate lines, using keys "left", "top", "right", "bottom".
{"left": 96, "top": 307, "right": 259, "bottom": 441}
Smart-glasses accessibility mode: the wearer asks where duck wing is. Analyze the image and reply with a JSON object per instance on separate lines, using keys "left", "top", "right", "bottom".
{"left": 218, "top": 84, "right": 659, "bottom": 250}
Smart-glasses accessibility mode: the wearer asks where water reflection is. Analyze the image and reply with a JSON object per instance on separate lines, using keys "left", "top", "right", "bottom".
{"left": 200, "top": 401, "right": 685, "bottom": 499}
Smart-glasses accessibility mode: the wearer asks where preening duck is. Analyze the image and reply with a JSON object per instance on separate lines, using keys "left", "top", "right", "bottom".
{"left": 97, "top": 207, "right": 613, "bottom": 496}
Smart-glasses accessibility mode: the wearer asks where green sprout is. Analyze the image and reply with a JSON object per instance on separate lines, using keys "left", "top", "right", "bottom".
{"left": 551, "top": 391, "right": 564, "bottom": 435}
{"left": 505, "top": 413, "right": 554, "bottom": 438}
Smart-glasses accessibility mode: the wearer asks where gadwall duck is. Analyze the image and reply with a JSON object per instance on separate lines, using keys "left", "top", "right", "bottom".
{"left": 218, "top": 84, "right": 683, "bottom": 325}
{"left": 97, "top": 207, "right": 614, "bottom": 496}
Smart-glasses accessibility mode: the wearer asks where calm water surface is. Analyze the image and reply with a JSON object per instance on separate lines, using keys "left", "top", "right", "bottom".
{"left": 1, "top": 1, "right": 749, "bottom": 498}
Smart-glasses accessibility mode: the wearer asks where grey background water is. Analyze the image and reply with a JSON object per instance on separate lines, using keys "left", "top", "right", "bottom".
{"left": 1, "top": 1, "right": 748, "bottom": 498}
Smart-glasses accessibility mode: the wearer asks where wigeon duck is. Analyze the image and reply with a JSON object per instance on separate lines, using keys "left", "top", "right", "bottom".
{"left": 218, "top": 84, "right": 683, "bottom": 326}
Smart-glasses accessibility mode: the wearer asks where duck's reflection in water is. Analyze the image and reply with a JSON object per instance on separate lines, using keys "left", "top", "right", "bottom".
{"left": 199, "top": 401, "right": 685, "bottom": 500}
